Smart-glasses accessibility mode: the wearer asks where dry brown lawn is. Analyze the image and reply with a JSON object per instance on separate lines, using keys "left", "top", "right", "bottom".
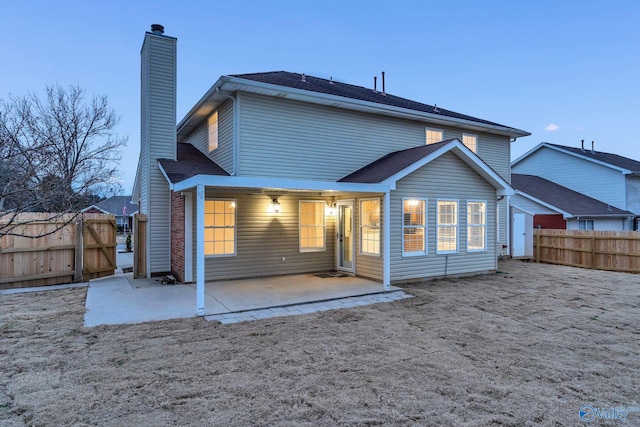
{"left": 1, "top": 260, "right": 639, "bottom": 426}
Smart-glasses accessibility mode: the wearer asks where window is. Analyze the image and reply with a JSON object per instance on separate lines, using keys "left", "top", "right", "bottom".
{"left": 426, "top": 128, "right": 444, "bottom": 145}
{"left": 300, "top": 201, "right": 325, "bottom": 251}
{"left": 578, "top": 219, "right": 594, "bottom": 230}
{"left": 467, "top": 201, "right": 487, "bottom": 251}
{"left": 403, "top": 199, "right": 427, "bottom": 255}
{"left": 462, "top": 133, "right": 477, "bottom": 153}
{"left": 360, "top": 198, "right": 380, "bottom": 255}
{"left": 208, "top": 110, "right": 218, "bottom": 151}
{"left": 204, "top": 199, "right": 236, "bottom": 256}
{"left": 437, "top": 200, "right": 458, "bottom": 253}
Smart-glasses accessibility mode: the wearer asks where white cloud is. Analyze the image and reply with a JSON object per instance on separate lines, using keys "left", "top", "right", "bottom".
{"left": 544, "top": 123, "right": 560, "bottom": 131}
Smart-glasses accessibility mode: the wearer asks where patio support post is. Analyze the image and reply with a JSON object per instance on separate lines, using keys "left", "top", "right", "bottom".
{"left": 196, "top": 184, "right": 205, "bottom": 315}
{"left": 383, "top": 191, "right": 391, "bottom": 290}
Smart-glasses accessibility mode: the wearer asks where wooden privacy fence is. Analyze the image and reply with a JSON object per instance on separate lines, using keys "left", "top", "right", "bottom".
{"left": 534, "top": 229, "right": 640, "bottom": 273}
{"left": 0, "top": 213, "right": 117, "bottom": 289}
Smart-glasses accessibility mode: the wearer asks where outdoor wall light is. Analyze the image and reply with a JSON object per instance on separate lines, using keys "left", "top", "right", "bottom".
{"left": 271, "top": 198, "right": 281, "bottom": 214}
{"left": 327, "top": 202, "right": 337, "bottom": 217}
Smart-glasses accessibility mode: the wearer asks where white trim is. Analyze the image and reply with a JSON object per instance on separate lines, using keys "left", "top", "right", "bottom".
{"left": 157, "top": 161, "right": 175, "bottom": 190}
{"left": 436, "top": 199, "right": 459, "bottom": 254}
{"left": 513, "top": 190, "right": 573, "bottom": 218}
{"left": 299, "top": 200, "right": 327, "bottom": 253}
{"left": 204, "top": 198, "right": 237, "bottom": 257}
{"left": 196, "top": 184, "right": 205, "bottom": 315}
{"left": 380, "top": 139, "right": 514, "bottom": 196}
{"left": 336, "top": 199, "right": 355, "bottom": 272}
{"left": 401, "top": 198, "right": 428, "bottom": 257}
{"left": 383, "top": 192, "right": 391, "bottom": 290}
{"left": 80, "top": 205, "right": 109, "bottom": 214}
{"left": 466, "top": 200, "right": 488, "bottom": 252}
{"left": 173, "top": 174, "right": 389, "bottom": 194}
{"left": 184, "top": 192, "right": 193, "bottom": 283}
{"left": 425, "top": 127, "right": 444, "bottom": 145}
{"left": 359, "top": 197, "right": 381, "bottom": 257}
{"left": 512, "top": 142, "right": 633, "bottom": 174}
{"left": 177, "top": 76, "right": 530, "bottom": 140}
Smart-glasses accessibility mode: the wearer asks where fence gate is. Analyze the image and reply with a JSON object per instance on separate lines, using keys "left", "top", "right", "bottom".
{"left": 82, "top": 216, "right": 117, "bottom": 281}
{"left": 133, "top": 214, "right": 147, "bottom": 279}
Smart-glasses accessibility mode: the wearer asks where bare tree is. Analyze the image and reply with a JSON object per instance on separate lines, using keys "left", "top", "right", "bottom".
{"left": 0, "top": 85, "right": 127, "bottom": 238}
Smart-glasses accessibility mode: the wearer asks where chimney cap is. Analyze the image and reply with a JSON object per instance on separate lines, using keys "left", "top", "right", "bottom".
{"left": 151, "top": 24, "right": 165, "bottom": 34}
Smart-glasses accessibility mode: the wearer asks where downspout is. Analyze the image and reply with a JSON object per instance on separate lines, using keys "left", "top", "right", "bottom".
{"left": 215, "top": 88, "right": 238, "bottom": 176}
{"left": 196, "top": 184, "right": 205, "bottom": 315}
{"left": 383, "top": 191, "right": 391, "bottom": 290}
{"left": 506, "top": 195, "right": 511, "bottom": 260}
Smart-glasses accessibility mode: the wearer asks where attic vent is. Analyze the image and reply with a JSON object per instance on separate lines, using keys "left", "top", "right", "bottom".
{"left": 301, "top": 73, "right": 306, "bottom": 82}
{"left": 150, "top": 24, "right": 164, "bottom": 34}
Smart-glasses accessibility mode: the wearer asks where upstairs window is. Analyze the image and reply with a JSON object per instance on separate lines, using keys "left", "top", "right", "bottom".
{"left": 437, "top": 200, "right": 458, "bottom": 253}
{"left": 467, "top": 201, "right": 487, "bottom": 251}
{"left": 208, "top": 110, "right": 218, "bottom": 152}
{"left": 300, "top": 201, "right": 325, "bottom": 252}
{"left": 204, "top": 199, "right": 236, "bottom": 256}
{"left": 360, "top": 198, "right": 380, "bottom": 256}
{"left": 462, "top": 133, "right": 477, "bottom": 153}
{"left": 426, "top": 128, "right": 444, "bottom": 145}
{"left": 403, "top": 199, "right": 427, "bottom": 255}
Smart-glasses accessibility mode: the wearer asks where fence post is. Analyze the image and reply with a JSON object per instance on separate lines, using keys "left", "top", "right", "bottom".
{"left": 591, "top": 236, "right": 596, "bottom": 269}
{"left": 74, "top": 219, "right": 84, "bottom": 282}
{"left": 535, "top": 231, "right": 540, "bottom": 263}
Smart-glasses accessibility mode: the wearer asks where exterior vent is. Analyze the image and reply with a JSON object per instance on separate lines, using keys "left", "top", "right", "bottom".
{"left": 151, "top": 24, "right": 164, "bottom": 35}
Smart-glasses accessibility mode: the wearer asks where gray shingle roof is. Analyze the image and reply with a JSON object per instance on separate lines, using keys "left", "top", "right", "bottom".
{"left": 93, "top": 196, "right": 138, "bottom": 216}
{"left": 511, "top": 174, "right": 633, "bottom": 216}
{"left": 158, "top": 143, "right": 229, "bottom": 184}
{"left": 548, "top": 143, "right": 640, "bottom": 173}
{"left": 339, "top": 140, "right": 454, "bottom": 183}
{"left": 231, "top": 71, "right": 519, "bottom": 130}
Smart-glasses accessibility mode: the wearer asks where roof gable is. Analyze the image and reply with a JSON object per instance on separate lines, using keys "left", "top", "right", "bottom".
{"left": 513, "top": 142, "right": 640, "bottom": 174}
{"left": 83, "top": 196, "right": 138, "bottom": 215}
{"left": 158, "top": 143, "right": 230, "bottom": 185}
{"left": 340, "top": 139, "right": 513, "bottom": 195}
{"left": 511, "top": 174, "right": 633, "bottom": 217}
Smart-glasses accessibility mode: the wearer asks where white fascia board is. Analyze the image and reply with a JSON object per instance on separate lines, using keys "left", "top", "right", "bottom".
{"left": 381, "top": 139, "right": 515, "bottom": 196}
{"left": 172, "top": 175, "right": 390, "bottom": 194}
{"left": 178, "top": 75, "right": 529, "bottom": 140}
{"left": 514, "top": 190, "right": 572, "bottom": 217}
{"left": 80, "top": 205, "right": 109, "bottom": 214}
{"left": 512, "top": 142, "right": 632, "bottom": 174}
{"left": 157, "top": 162, "right": 175, "bottom": 190}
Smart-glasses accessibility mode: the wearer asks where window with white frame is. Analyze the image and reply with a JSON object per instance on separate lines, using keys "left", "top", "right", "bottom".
{"left": 300, "top": 201, "right": 325, "bottom": 251}
{"left": 204, "top": 199, "right": 236, "bottom": 256}
{"left": 437, "top": 200, "right": 458, "bottom": 253}
{"left": 467, "top": 201, "right": 487, "bottom": 251}
{"left": 462, "top": 133, "right": 477, "bottom": 153}
{"left": 426, "top": 128, "right": 444, "bottom": 145}
{"left": 403, "top": 199, "right": 427, "bottom": 255}
{"left": 578, "top": 219, "right": 594, "bottom": 230}
{"left": 208, "top": 110, "right": 218, "bottom": 152}
{"left": 360, "top": 198, "right": 380, "bottom": 255}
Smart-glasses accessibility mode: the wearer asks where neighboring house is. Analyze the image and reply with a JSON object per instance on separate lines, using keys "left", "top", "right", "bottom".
{"left": 82, "top": 195, "right": 139, "bottom": 232}
{"left": 511, "top": 173, "right": 634, "bottom": 229}
{"left": 512, "top": 142, "right": 640, "bottom": 231}
{"left": 132, "top": 25, "right": 530, "bottom": 314}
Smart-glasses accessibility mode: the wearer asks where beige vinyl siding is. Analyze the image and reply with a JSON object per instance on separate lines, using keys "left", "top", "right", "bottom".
{"left": 182, "top": 99, "right": 234, "bottom": 173}
{"left": 390, "top": 152, "right": 497, "bottom": 282}
{"left": 141, "top": 33, "right": 176, "bottom": 274}
{"left": 627, "top": 176, "right": 640, "bottom": 214}
{"left": 199, "top": 192, "right": 336, "bottom": 281}
{"left": 237, "top": 92, "right": 424, "bottom": 179}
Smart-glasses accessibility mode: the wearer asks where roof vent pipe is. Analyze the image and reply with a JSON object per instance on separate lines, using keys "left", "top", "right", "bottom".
{"left": 381, "top": 71, "right": 386, "bottom": 96}
{"left": 581, "top": 139, "right": 585, "bottom": 152}
{"left": 301, "top": 73, "right": 306, "bottom": 82}
{"left": 150, "top": 24, "right": 164, "bottom": 35}
{"left": 373, "top": 76, "right": 377, "bottom": 92}
{"left": 329, "top": 76, "right": 334, "bottom": 85}
{"left": 591, "top": 141, "right": 595, "bottom": 154}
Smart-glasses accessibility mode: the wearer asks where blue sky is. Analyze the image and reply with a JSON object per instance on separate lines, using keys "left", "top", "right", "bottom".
{"left": 2, "top": 0, "right": 639, "bottom": 193}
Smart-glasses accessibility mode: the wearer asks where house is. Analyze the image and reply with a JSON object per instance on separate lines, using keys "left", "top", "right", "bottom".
{"left": 512, "top": 142, "right": 640, "bottom": 231}
{"left": 132, "top": 25, "right": 530, "bottom": 315}
{"left": 82, "top": 195, "right": 139, "bottom": 232}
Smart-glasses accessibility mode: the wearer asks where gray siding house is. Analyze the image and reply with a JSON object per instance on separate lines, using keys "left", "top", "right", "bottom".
{"left": 133, "top": 26, "right": 529, "bottom": 315}
{"left": 512, "top": 142, "right": 640, "bottom": 230}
